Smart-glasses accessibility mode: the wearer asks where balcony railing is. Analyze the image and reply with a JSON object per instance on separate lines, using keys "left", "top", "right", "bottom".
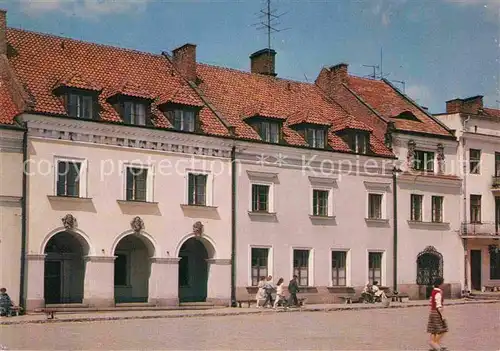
{"left": 491, "top": 176, "right": 500, "bottom": 189}
{"left": 461, "top": 222, "right": 500, "bottom": 236}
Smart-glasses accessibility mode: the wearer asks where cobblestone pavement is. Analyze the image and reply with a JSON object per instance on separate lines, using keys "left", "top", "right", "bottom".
{"left": 1, "top": 303, "right": 499, "bottom": 350}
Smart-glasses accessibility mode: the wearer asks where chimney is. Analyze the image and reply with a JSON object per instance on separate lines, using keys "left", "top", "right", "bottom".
{"left": 172, "top": 43, "right": 197, "bottom": 83}
{"left": 328, "top": 63, "right": 348, "bottom": 84}
{"left": 250, "top": 49, "right": 277, "bottom": 76}
{"left": 0, "top": 9, "right": 6, "bottom": 56}
{"left": 446, "top": 95, "right": 483, "bottom": 114}
{"left": 315, "top": 62, "right": 349, "bottom": 96}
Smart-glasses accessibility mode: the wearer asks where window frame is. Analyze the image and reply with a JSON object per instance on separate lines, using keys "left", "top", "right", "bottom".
{"left": 258, "top": 120, "right": 281, "bottom": 144}
{"left": 330, "top": 250, "right": 348, "bottom": 287}
{"left": 250, "top": 182, "right": 273, "bottom": 213}
{"left": 490, "top": 250, "right": 500, "bottom": 280}
{"left": 367, "top": 193, "right": 384, "bottom": 219}
{"left": 292, "top": 248, "right": 313, "bottom": 287}
{"left": 431, "top": 196, "right": 444, "bottom": 223}
{"left": 187, "top": 173, "right": 208, "bottom": 206}
{"left": 410, "top": 194, "right": 424, "bottom": 222}
{"left": 53, "top": 156, "right": 87, "bottom": 198}
{"left": 249, "top": 246, "right": 272, "bottom": 286}
{"left": 185, "top": 170, "right": 213, "bottom": 207}
{"left": 66, "top": 91, "right": 96, "bottom": 120}
{"left": 122, "top": 100, "right": 148, "bottom": 126}
{"left": 470, "top": 194, "right": 482, "bottom": 224}
{"left": 123, "top": 163, "right": 154, "bottom": 202}
{"left": 413, "top": 150, "right": 435, "bottom": 172}
{"left": 469, "top": 149, "right": 481, "bottom": 175}
{"left": 367, "top": 251, "right": 385, "bottom": 286}
{"left": 173, "top": 109, "right": 196, "bottom": 132}
{"left": 305, "top": 128, "right": 326, "bottom": 149}
{"left": 495, "top": 152, "right": 500, "bottom": 177}
{"left": 312, "top": 188, "right": 330, "bottom": 217}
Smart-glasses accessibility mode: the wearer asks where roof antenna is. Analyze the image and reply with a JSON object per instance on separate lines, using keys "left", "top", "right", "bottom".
{"left": 252, "top": 0, "right": 290, "bottom": 51}
{"left": 391, "top": 79, "right": 406, "bottom": 93}
{"left": 362, "top": 64, "right": 379, "bottom": 79}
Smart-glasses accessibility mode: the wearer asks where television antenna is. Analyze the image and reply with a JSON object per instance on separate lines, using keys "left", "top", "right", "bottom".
{"left": 252, "top": 0, "right": 290, "bottom": 50}
{"left": 362, "top": 64, "right": 379, "bottom": 79}
{"left": 391, "top": 79, "right": 406, "bottom": 93}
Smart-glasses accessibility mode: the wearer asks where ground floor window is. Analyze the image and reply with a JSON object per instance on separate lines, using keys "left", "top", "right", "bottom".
{"left": 331, "top": 251, "right": 346, "bottom": 286}
{"left": 251, "top": 248, "right": 269, "bottom": 286}
{"left": 490, "top": 250, "right": 500, "bottom": 280}
{"left": 293, "top": 249, "right": 310, "bottom": 286}
{"left": 368, "top": 252, "right": 382, "bottom": 284}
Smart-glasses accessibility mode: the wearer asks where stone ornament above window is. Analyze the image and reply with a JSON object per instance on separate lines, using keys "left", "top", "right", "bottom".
{"left": 407, "top": 139, "right": 416, "bottom": 170}
{"left": 130, "top": 216, "right": 145, "bottom": 233}
{"left": 193, "top": 221, "right": 204, "bottom": 237}
{"left": 437, "top": 143, "right": 445, "bottom": 174}
{"left": 61, "top": 214, "right": 77, "bottom": 230}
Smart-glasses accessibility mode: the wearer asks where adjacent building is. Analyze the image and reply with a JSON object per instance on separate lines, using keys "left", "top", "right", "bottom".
{"left": 436, "top": 96, "right": 500, "bottom": 292}
{"left": 0, "top": 10, "right": 467, "bottom": 311}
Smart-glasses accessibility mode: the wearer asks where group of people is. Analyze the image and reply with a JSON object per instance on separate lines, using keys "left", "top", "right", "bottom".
{"left": 255, "top": 275, "right": 300, "bottom": 309}
{"left": 0, "top": 288, "right": 14, "bottom": 317}
{"left": 360, "top": 280, "right": 387, "bottom": 303}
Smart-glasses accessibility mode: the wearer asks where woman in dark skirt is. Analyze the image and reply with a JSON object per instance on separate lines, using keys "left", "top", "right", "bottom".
{"left": 427, "top": 277, "right": 448, "bottom": 350}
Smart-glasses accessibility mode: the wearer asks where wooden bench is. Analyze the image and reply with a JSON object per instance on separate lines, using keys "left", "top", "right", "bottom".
{"left": 386, "top": 292, "right": 410, "bottom": 302}
{"left": 338, "top": 295, "right": 358, "bottom": 304}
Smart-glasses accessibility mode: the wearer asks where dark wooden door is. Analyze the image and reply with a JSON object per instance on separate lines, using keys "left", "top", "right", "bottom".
{"left": 470, "top": 250, "right": 482, "bottom": 291}
{"left": 44, "top": 261, "right": 62, "bottom": 304}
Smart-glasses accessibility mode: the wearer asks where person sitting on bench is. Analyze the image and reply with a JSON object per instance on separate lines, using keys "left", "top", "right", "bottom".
{"left": 0, "top": 288, "right": 13, "bottom": 317}
{"left": 371, "top": 281, "right": 387, "bottom": 300}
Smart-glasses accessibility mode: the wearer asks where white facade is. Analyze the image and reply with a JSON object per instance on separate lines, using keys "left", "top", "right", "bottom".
{"left": 437, "top": 110, "right": 500, "bottom": 291}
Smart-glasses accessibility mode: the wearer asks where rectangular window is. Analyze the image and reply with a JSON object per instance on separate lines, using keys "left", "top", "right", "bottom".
{"left": 126, "top": 167, "right": 148, "bottom": 201}
{"left": 354, "top": 133, "right": 368, "bottom": 154}
{"left": 469, "top": 149, "right": 481, "bottom": 174}
{"left": 56, "top": 161, "right": 82, "bottom": 197}
{"left": 306, "top": 128, "right": 325, "bottom": 149}
{"left": 414, "top": 151, "right": 435, "bottom": 172}
{"left": 114, "top": 253, "right": 128, "bottom": 286}
{"left": 293, "top": 249, "right": 310, "bottom": 287}
{"left": 368, "top": 193, "right": 383, "bottom": 219}
{"left": 312, "top": 189, "right": 329, "bottom": 216}
{"left": 496, "top": 152, "right": 500, "bottom": 177}
{"left": 410, "top": 194, "right": 423, "bottom": 221}
{"left": 123, "top": 101, "right": 147, "bottom": 126}
{"left": 251, "top": 184, "right": 270, "bottom": 212}
{"left": 259, "top": 121, "right": 280, "bottom": 143}
{"left": 174, "top": 110, "right": 195, "bottom": 132}
{"left": 67, "top": 93, "right": 94, "bottom": 120}
{"left": 470, "top": 195, "right": 482, "bottom": 224}
{"left": 188, "top": 173, "right": 207, "bottom": 206}
{"left": 368, "top": 252, "right": 382, "bottom": 284}
{"left": 431, "top": 196, "right": 444, "bottom": 223}
{"left": 490, "top": 250, "right": 500, "bottom": 280}
{"left": 331, "top": 251, "right": 346, "bottom": 286}
{"left": 251, "top": 248, "right": 269, "bottom": 286}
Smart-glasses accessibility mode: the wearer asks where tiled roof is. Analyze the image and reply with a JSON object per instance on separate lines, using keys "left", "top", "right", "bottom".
{"left": 4, "top": 28, "right": 229, "bottom": 135}
{"left": 483, "top": 108, "right": 500, "bottom": 119}
{"left": 346, "top": 76, "right": 453, "bottom": 137}
{"left": 0, "top": 81, "right": 21, "bottom": 124}
{"left": 196, "top": 64, "right": 392, "bottom": 155}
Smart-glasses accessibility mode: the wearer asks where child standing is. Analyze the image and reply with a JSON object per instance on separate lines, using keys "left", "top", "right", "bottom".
{"left": 427, "top": 277, "right": 448, "bottom": 351}
{"left": 273, "top": 278, "right": 285, "bottom": 309}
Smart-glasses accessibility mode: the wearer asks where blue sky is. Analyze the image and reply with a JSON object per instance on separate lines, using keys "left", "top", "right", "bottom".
{"left": 1, "top": 0, "right": 499, "bottom": 113}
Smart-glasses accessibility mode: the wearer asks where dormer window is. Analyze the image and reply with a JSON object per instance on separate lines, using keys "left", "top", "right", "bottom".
{"left": 258, "top": 120, "right": 280, "bottom": 143}
{"left": 306, "top": 128, "right": 325, "bottom": 148}
{"left": 349, "top": 133, "right": 368, "bottom": 154}
{"left": 174, "top": 109, "right": 195, "bottom": 132}
{"left": 123, "top": 101, "right": 147, "bottom": 126}
{"left": 66, "top": 92, "right": 95, "bottom": 120}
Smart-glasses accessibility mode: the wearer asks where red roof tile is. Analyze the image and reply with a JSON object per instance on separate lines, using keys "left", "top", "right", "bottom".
{"left": 5, "top": 29, "right": 229, "bottom": 136}
{"left": 0, "top": 81, "right": 21, "bottom": 124}
{"left": 483, "top": 108, "right": 500, "bottom": 119}
{"left": 346, "top": 76, "right": 453, "bottom": 137}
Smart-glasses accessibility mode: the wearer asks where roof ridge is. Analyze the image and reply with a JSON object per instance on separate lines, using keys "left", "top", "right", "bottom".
{"left": 7, "top": 27, "right": 165, "bottom": 60}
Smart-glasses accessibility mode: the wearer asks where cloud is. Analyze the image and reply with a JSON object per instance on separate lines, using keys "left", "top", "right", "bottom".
{"left": 17, "top": 0, "right": 150, "bottom": 19}
{"left": 406, "top": 84, "right": 433, "bottom": 107}
{"left": 443, "top": 0, "right": 500, "bottom": 20}
{"left": 368, "top": 0, "right": 408, "bottom": 27}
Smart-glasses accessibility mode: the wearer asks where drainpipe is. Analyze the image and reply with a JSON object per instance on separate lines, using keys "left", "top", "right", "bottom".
{"left": 462, "top": 116, "right": 470, "bottom": 293}
{"left": 392, "top": 167, "right": 399, "bottom": 292}
{"left": 19, "top": 123, "right": 28, "bottom": 313}
{"left": 230, "top": 145, "right": 237, "bottom": 307}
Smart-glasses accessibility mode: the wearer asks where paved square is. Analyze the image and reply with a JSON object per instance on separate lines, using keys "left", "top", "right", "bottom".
{"left": 1, "top": 304, "right": 499, "bottom": 350}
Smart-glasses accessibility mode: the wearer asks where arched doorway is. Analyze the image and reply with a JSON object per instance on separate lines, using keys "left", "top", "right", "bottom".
{"left": 113, "top": 234, "right": 154, "bottom": 303}
{"left": 44, "top": 231, "right": 89, "bottom": 304}
{"left": 416, "top": 246, "right": 443, "bottom": 298}
{"left": 178, "top": 237, "right": 214, "bottom": 302}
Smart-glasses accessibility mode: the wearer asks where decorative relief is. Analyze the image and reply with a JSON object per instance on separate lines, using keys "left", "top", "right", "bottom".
{"left": 437, "top": 143, "right": 445, "bottom": 174}
{"left": 131, "top": 216, "right": 145, "bottom": 233}
{"left": 407, "top": 139, "right": 416, "bottom": 170}
{"left": 193, "top": 221, "right": 204, "bottom": 237}
{"left": 61, "top": 214, "right": 77, "bottom": 230}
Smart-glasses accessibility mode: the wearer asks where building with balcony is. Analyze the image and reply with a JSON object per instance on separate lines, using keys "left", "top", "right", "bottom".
{"left": 0, "top": 10, "right": 466, "bottom": 311}
{"left": 435, "top": 95, "right": 500, "bottom": 292}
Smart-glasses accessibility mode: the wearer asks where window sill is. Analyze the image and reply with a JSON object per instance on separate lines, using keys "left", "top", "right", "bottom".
{"left": 327, "top": 286, "right": 355, "bottom": 293}
{"left": 248, "top": 211, "right": 277, "bottom": 217}
{"left": 47, "top": 195, "right": 93, "bottom": 202}
{"left": 309, "top": 215, "right": 335, "bottom": 220}
{"left": 297, "top": 286, "right": 318, "bottom": 293}
{"left": 407, "top": 220, "right": 450, "bottom": 229}
{"left": 180, "top": 204, "right": 218, "bottom": 210}
{"left": 365, "top": 218, "right": 389, "bottom": 224}
{"left": 116, "top": 200, "right": 158, "bottom": 205}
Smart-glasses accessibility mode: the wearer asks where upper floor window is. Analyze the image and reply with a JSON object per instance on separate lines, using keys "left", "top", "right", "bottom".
{"left": 469, "top": 149, "right": 481, "bottom": 174}
{"left": 312, "top": 189, "right": 329, "bottom": 217}
{"left": 258, "top": 121, "right": 280, "bottom": 143}
{"left": 470, "top": 195, "right": 481, "bottom": 224}
{"left": 414, "top": 151, "right": 434, "bottom": 172}
{"left": 57, "top": 161, "right": 82, "bottom": 197}
{"left": 174, "top": 109, "right": 196, "bottom": 132}
{"left": 345, "top": 132, "right": 368, "bottom": 154}
{"left": 251, "top": 184, "right": 270, "bottom": 212}
{"left": 431, "top": 196, "right": 443, "bottom": 223}
{"left": 495, "top": 152, "right": 500, "bottom": 177}
{"left": 123, "top": 101, "right": 147, "bottom": 126}
{"left": 67, "top": 93, "right": 94, "bottom": 120}
{"left": 368, "top": 193, "right": 383, "bottom": 219}
{"left": 188, "top": 173, "right": 208, "bottom": 206}
{"left": 306, "top": 128, "right": 325, "bottom": 148}
{"left": 410, "top": 194, "right": 423, "bottom": 222}
{"left": 126, "top": 167, "right": 148, "bottom": 201}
